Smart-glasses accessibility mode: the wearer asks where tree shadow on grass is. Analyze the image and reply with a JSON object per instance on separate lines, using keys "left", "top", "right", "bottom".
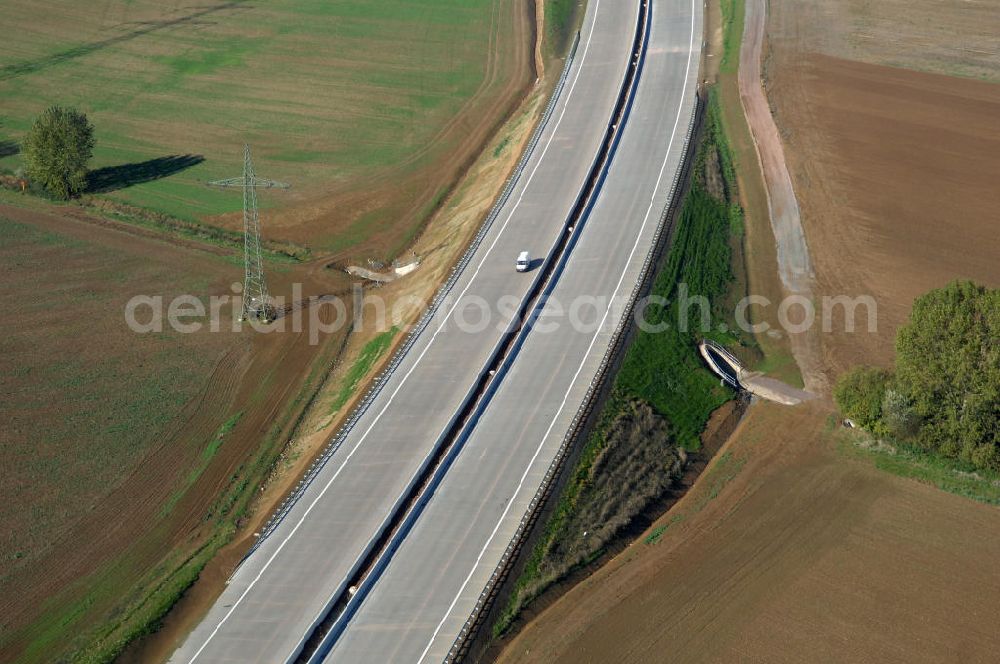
{"left": 87, "top": 154, "right": 205, "bottom": 193}
{"left": 0, "top": 141, "right": 19, "bottom": 158}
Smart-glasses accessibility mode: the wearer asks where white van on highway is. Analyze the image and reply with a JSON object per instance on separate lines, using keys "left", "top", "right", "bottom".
{"left": 516, "top": 251, "right": 530, "bottom": 272}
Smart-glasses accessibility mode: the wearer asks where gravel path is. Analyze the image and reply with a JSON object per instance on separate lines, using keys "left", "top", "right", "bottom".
{"left": 738, "top": 0, "right": 827, "bottom": 393}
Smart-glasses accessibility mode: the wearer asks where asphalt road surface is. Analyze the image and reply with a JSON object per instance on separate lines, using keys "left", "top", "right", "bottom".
{"left": 321, "top": 0, "right": 703, "bottom": 661}
{"left": 170, "top": 2, "right": 645, "bottom": 662}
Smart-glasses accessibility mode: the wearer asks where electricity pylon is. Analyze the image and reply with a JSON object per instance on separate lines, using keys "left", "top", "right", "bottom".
{"left": 209, "top": 145, "right": 289, "bottom": 321}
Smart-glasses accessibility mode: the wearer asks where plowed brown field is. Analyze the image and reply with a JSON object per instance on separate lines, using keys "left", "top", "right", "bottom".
{"left": 765, "top": 47, "right": 1000, "bottom": 374}
{"left": 498, "top": 403, "right": 1000, "bottom": 664}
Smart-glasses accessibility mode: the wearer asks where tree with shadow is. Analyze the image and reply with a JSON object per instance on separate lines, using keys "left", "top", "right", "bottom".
{"left": 22, "top": 106, "right": 94, "bottom": 199}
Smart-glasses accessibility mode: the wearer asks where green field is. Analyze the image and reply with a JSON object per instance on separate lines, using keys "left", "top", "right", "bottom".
{"left": 0, "top": 0, "right": 516, "bottom": 247}
{"left": 0, "top": 207, "right": 354, "bottom": 662}
{"left": 0, "top": 216, "right": 236, "bottom": 574}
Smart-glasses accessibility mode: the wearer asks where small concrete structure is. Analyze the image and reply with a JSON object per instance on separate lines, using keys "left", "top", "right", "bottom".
{"left": 345, "top": 257, "right": 420, "bottom": 283}
{"left": 393, "top": 259, "right": 419, "bottom": 277}
{"left": 345, "top": 265, "right": 395, "bottom": 283}
{"left": 698, "top": 339, "right": 813, "bottom": 405}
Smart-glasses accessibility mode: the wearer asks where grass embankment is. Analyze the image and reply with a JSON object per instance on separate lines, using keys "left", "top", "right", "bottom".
{"left": 0, "top": 184, "right": 310, "bottom": 263}
{"left": 842, "top": 435, "right": 1000, "bottom": 506}
{"left": 494, "top": 92, "right": 748, "bottom": 637}
{"left": 719, "top": 0, "right": 745, "bottom": 74}
{"left": 89, "top": 199, "right": 311, "bottom": 263}
{"left": 329, "top": 326, "right": 399, "bottom": 415}
{"left": 544, "top": 0, "right": 585, "bottom": 58}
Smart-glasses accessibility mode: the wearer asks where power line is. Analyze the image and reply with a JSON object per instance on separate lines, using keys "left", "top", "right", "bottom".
{"left": 209, "top": 145, "right": 289, "bottom": 322}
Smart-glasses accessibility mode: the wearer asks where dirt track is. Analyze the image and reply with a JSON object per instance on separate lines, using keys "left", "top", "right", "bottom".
{"left": 738, "top": 0, "right": 825, "bottom": 394}
{"left": 739, "top": 0, "right": 813, "bottom": 294}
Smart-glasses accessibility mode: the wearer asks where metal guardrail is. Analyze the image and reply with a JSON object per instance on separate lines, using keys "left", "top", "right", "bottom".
{"left": 240, "top": 30, "right": 583, "bottom": 569}
{"left": 442, "top": 82, "right": 705, "bottom": 664}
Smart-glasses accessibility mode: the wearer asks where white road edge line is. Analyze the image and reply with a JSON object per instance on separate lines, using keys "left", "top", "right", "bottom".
{"left": 413, "top": 0, "right": 696, "bottom": 660}
{"left": 183, "top": 4, "right": 605, "bottom": 662}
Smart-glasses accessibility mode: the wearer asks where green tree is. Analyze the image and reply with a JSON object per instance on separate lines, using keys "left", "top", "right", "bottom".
{"left": 22, "top": 106, "right": 95, "bottom": 199}
{"left": 880, "top": 388, "right": 918, "bottom": 439}
{"left": 834, "top": 366, "right": 892, "bottom": 431}
{"left": 895, "top": 281, "right": 999, "bottom": 469}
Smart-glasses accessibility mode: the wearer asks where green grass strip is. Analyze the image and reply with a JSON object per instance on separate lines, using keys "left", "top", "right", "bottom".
{"left": 329, "top": 326, "right": 399, "bottom": 415}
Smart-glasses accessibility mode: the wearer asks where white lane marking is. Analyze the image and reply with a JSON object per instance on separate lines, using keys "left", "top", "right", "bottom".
{"left": 413, "top": 0, "right": 697, "bottom": 661}
{"left": 182, "top": 4, "right": 606, "bottom": 662}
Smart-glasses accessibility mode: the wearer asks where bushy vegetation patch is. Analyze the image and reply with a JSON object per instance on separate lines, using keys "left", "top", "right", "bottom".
{"left": 836, "top": 281, "right": 999, "bottom": 474}
{"left": 21, "top": 106, "right": 94, "bottom": 199}
{"left": 495, "top": 400, "right": 683, "bottom": 636}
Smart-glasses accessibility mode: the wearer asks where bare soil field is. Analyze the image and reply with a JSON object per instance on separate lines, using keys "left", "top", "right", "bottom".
{"left": 498, "top": 402, "right": 1000, "bottom": 664}
{"left": 0, "top": 207, "right": 234, "bottom": 598}
{"left": 764, "top": 0, "right": 1000, "bottom": 375}
{"left": 765, "top": 0, "right": 1000, "bottom": 83}
{"left": 0, "top": 203, "right": 351, "bottom": 662}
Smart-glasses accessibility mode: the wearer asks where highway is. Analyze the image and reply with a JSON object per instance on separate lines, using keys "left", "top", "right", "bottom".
{"left": 320, "top": 0, "right": 702, "bottom": 661}
{"left": 170, "top": 2, "right": 645, "bottom": 662}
